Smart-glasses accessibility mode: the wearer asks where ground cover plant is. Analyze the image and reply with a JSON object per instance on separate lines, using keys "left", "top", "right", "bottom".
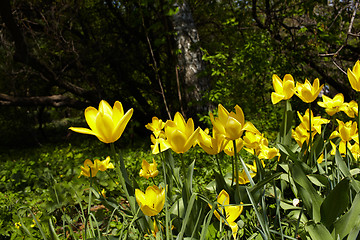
{"left": 2, "top": 61, "right": 360, "bottom": 239}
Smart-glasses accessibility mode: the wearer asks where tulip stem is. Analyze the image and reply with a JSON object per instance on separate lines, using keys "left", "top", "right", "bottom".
{"left": 110, "top": 143, "right": 134, "bottom": 215}
{"left": 233, "top": 140, "right": 240, "bottom": 197}
{"left": 358, "top": 92, "right": 360, "bottom": 161}
{"left": 308, "top": 103, "right": 313, "bottom": 167}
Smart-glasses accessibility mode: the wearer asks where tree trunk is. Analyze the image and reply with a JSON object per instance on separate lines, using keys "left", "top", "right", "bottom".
{"left": 172, "top": 0, "right": 209, "bottom": 120}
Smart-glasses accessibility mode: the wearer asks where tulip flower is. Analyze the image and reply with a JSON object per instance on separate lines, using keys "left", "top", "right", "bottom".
{"left": 243, "top": 129, "right": 268, "bottom": 156}
{"left": 164, "top": 112, "right": 200, "bottom": 154}
{"left": 150, "top": 134, "right": 171, "bottom": 154}
{"left": 340, "top": 100, "right": 358, "bottom": 118}
{"left": 258, "top": 145, "right": 280, "bottom": 160}
{"left": 139, "top": 159, "right": 159, "bottom": 179}
{"left": 246, "top": 160, "right": 265, "bottom": 172}
{"left": 146, "top": 117, "right": 166, "bottom": 138}
{"left": 210, "top": 104, "right": 258, "bottom": 141}
{"left": 223, "top": 138, "right": 244, "bottom": 156}
{"left": 295, "top": 78, "right": 324, "bottom": 103}
{"left": 336, "top": 120, "right": 358, "bottom": 142}
{"left": 209, "top": 189, "right": 243, "bottom": 239}
{"left": 271, "top": 74, "right": 295, "bottom": 104}
{"left": 292, "top": 124, "right": 310, "bottom": 147}
{"left": 297, "top": 109, "right": 329, "bottom": 135}
{"left": 234, "top": 170, "right": 256, "bottom": 185}
{"left": 69, "top": 100, "right": 133, "bottom": 143}
{"left": 79, "top": 156, "right": 114, "bottom": 178}
{"left": 317, "top": 93, "right": 344, "bottom": 116}
{"left": 135, "top": 185, "right": 165, "bottom": 216}
{"left": 347, "top": 60, "right": 360, "bottom": 92}
{"left": 198, "top": 128, "right": 227, "bottom": 155}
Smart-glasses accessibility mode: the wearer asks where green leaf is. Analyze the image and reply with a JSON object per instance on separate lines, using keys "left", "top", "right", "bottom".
{"left": 335, "top": 149, "right": 351, "bottom": 178}
{"left": 333, "top": 192, "right": 360, "bottom": 239}
{"left": 305, "top": 221, "right": 334, "bottom": 240}
{"left": 320, "top": 177, "right": 350, "bottom": 229}
{"left": 290, "top": 162, "right": 323, "bottom": 222}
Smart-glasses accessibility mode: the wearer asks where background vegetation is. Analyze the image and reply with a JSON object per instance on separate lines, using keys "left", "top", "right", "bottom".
{"left": 1, "top": 0, "right": 360, "bottom": 239}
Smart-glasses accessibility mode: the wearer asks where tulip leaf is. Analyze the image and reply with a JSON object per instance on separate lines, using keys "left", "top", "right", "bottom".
{"left": 334, "top": 149, "right": 351, "bottom": 178}
{"left": 305, "top": 221, "right": 334, "bottom": 240}
{"left": 290, "top": 162, "right": 323, "bottom": 222}
{"left": 276, "top": 143, "right": 298, "bottom": 162}
{"left": 249, "top": 172, "right": 282, "bottom": 194}
{"left": 332, "top": 192, "right": 360, "bottom": 239}
{"left": 176, "top": 193, "right": 197, "bottom": 240}
{"left": 277, "top": 100, "right": 294, "bottom": 147}
{"left": 320, "top": 177, "right": 350, "bottom": 229}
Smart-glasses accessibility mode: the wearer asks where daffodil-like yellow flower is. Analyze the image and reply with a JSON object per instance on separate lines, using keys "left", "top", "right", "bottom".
{"left": 69, "top": 100, "right": 133, "bottom": 143}
{"left": 235, "top": 170, "right": 256, "bottom": 185}
{"left": 146, "top": 117, "right": 166, "bottom": 138}
{"left": 246, "top": 160, "right": 265, "bottom": 172}
{"left": 336, "top": 120, "right": 358, "bottom": 142}
{"left": 135, "top": 185, "right": 165, "bottom": 216}
{"left": 14, "top": 222, "right": 21, "bottom": 229}
{"left": 347, "top": 60, "right": 360, "bottom": 91}
{"left": 209, "top": 190, "right": 243, "bottom": 239}
{"left": 297, "top": 109, "right": 330, "bottom": 135}
{"left": 164, "top": 112, "right": 200, "bottom": 153}
{"left": 150, "top": 133, "right": 171, "bottom": 154}
{"left": 271, "top": 74, "right": 295, "bottom": 104}
{"left": 79, "top": 156, "right": 114, "bottom": 178}
{"left": 317, "top": 93, "right": 344, "bottom": 116}
{"left": 198, "top": 128, "right": 227, "bottom": 155}
{"left": 340, "top": 100, "right": 358, "bottom": 118}
{"left": 292, "top": 124, "right": 310, "bottom": 147}
{"left": 223, "top": 138, "right": 244, "bottom": 156}
{"left": 243, "top": 128, "right": 268, "bottom": 156}
{"left": 210, "top": 104, "right": 254, "bottom": 140}
{"left": 258, "top": 145, "right": 280, "bottom": 160}
{"left": 139, "top": 159, "right": 159, "bottom": 179}
{"left": 294, "top": 78, "right": 324, "bottom": 103}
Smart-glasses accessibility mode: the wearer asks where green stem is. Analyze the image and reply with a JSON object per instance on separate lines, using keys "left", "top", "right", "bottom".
{"left": 308, "top": 103, "right": 313, "bottom": 166}
{"left": 233, "top": 140, "right": 240, "bottom": 197}
{"left": 358, "top": 92, "right": 360, "bottom": 161}
{"left": 110, "top": 143, "right": 134, "bottom": 214}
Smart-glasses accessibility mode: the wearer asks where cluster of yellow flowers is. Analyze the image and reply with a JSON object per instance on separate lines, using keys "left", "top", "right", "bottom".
{"left": 67, "top": 59, "right": 360, "bottom": 239}
{"left": 272, "top": 60, "right": 360, "bottom": 159}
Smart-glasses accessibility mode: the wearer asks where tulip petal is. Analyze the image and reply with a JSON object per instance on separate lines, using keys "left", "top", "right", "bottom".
{"left": 217, "top": 189, "right": 230, "bottom": 205}
{"left": 95, "top": 112, "right": 115, "bottom": 143}
{"left": 112, "top": 101, "right": 124, "bottom": 124}
{"left": 99, "top": 100, "right": 113, "bottom": 116}
{"left": 271, "top": 92, "right": 284, "bottom": 104}
{"left": 69, "top": 127, "right": 97, "bottom": 136}
{"left": 84, "top": 107, "right": 99, "bottom": 132}
{"left": 113, "top": 108, "right": 134, "bottom": 142}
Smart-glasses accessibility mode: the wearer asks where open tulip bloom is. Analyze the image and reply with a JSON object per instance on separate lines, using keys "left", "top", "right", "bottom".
{"left": 317, "top": 93, "right": 345, "bottom": 116}
{"left": 294, "top": 78, "right": 324, "bottom": 103}
{"left": 271, "top": 74, "right": 295, "bottom": 104}
{"left": 135, "top": 185, "right": 165, "bottom": 217}
{"left": 164, "top": 112, "right": 200, "bottom": 154}
{"left": 69, "top": 100, "right": 133, "bottom": 143}
{"left": 79, "top": 156, "right": 114, "bottom": 178}
{"left": 348, "top": 60, "right": 360, "bottom": 92}
{"left": 210, "top": 104, "right": 257, "bottom": 141}
{"left": 209, "top": 189, "right": 243, "bottom": 239}
{"left": 139, "top": 159, "right": 159, "bottom": 179}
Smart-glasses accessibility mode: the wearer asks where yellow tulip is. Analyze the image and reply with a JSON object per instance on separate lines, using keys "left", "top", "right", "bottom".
{"left": 139, "top": 159, "right": 159, "bottom": 179}
{"left": 317, "top": 93, "right": 344, "bottom": 116}
{"left": 223, "top": 138, "right": 244, "bottom": 156}
{"left": 79, "top": 156, "right": 114, "bottom": 178}
{"left": 146, "top": 116, "right": 166, "bottom": 138}
{"left": 209, "top": 189, "right": 243, "bottom": 239}
{"left": 210, "top": 104, "right": 257, "bottom": 141}
{"left": 336, "top": 120, "right": 358, "bottom": 142}
{"left": 243, "top": 128, "right": 268, "bottom": 156}
{"left": 246, "top": 160, "right": 265, "bottom": 172}
{"left": 150, "top": 134, "right": 171, "bottom": 154}
{"left": 69, "top": 100, "right": 133, "bottom": 143}
{"left": 292, "top": 124, "right": 310, "bottom": 147}
{"left": 297, "top": 109, "right": 329, "bottom": 135}
{"left": 164, "top": 112, "right": 200, "bottom": 153}
{"left": 258, "top": 145, "right": 280, "bottom": 160}
{"left": 235, "top": 170, "right": 256, "bottom": 185}
{"left": 271, "top": 74, "right": 295, "bottom": 104}
{"left": 198, "top": 128, "right": 227, "bottom": 155}
{"left": 340, "top": 100, "right": 358, "bottom": 118}
{"left": 347, "top": 60, "right": 360, "bottom": 91}
{"left": 135, "top": 185, "right": 165, "bottom": 216}
{"left": 295, "top": 78, "right": 324, "bottom": 103}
